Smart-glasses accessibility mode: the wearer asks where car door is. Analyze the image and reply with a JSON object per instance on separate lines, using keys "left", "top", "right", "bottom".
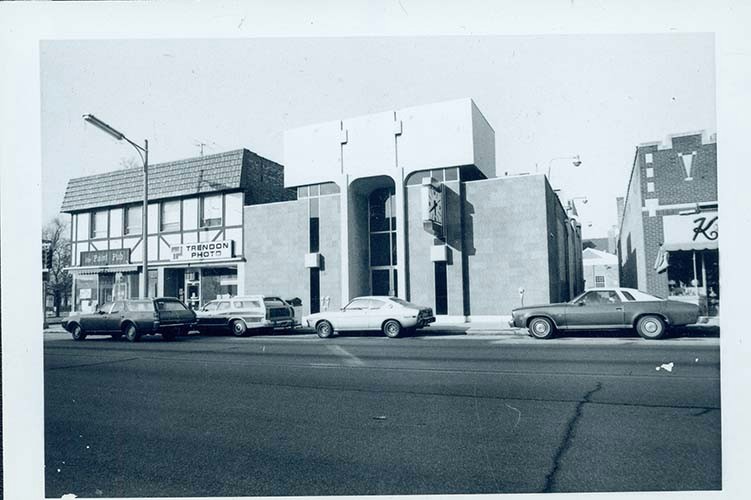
{"left": 366, "top": 298, "right": 392, "bottom": 329}
{"left": 84, "top": 302, "right": 113, "bottom": 332}
{"left": 103, "top": 301, "right": 125, "bottom": 333}
{"left": 565, "top": 290, "right": 626, "bottom": 328}
{"left": 336, "top": 298, "right": 372, "bottom": 330}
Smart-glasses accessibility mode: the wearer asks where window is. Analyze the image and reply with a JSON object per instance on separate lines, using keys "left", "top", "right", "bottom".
{"left": 622, "top": 291, "right": 636, "bottom": 301}
{"left": 435, "top": 262, "right": 448, "bottom": 314}
{"left": 156, "top": 300, "right": 189, "bottom": 311}
{"left": 344, "top": 298, "right": 371, "bottom": 311}
{"left": 645, "top": 153, "right": 653, "bottom": 164}
{"left": 91, "top": 210, "right": 108, "bottom": 239}
{"left": 124, "top": 205, "right": 142, "bottom": 235}
{"left": 202, "top": 302, "right": 218, "bottom": 312}
{"left": 217, "top": 301, "right": 231, "bottom": 310}
{"left": 110, "top": 301, "right": 124, "bottom": 313}
{"left": 595, "top": 275, "right": 606, "bottom": 287}
{"left": 201, "top": 195, "right": 222, "bottom": 227}
{"left": 580, "top": 290, "right": 621, "bottom": 305}
{"left": 161, "top": 200, "right": 180, "bottom": 232}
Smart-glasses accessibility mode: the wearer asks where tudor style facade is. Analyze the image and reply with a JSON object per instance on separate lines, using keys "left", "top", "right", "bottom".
{"left": 61, "top": 149, "right": 293, "bottom": 312}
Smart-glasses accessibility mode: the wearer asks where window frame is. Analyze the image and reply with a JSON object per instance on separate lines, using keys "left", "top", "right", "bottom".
{"left": 160, "top": 200, "right": 181, "bottom": 232}
{"left": 200, "top": 194, "right": 223, "bottom": 228}
{"left": 124, "top": 205, "right": 143, "bottom": 235}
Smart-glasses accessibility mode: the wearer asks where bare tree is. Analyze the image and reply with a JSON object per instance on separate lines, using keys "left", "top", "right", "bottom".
{"left": 119, "top": 156, "right": 142, "bottom": 169}
{"left": 43, "top": 217, "right": 73, "bottom": 316}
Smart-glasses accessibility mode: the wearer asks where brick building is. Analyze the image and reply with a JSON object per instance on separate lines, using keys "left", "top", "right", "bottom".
{"left": 61, "top": 149, "right": 293, "bottom": 312}
{"left": 617, "top": 131, "right": 718, "bottom": 315}
{"left": 245, "top": 98, "right": 583, "bottom": 319}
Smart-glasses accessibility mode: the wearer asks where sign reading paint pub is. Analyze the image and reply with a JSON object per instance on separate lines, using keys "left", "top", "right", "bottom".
{"left": 171, "top": 240, "right": 234, "bottom": 261}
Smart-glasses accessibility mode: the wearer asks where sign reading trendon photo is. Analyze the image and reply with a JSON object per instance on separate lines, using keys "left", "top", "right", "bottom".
{"left": 171, "top": 240, "right": 234, "bottom": 261}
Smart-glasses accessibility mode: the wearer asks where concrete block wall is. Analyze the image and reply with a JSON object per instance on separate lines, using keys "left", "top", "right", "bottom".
{"left": 463, "top": 174, "right": 551, "bottom": 315}
{"left": 405, "top": 177, "right": 466, "bottom": 315}
{"left": 243, "top": 201, "right": 308, "bottom": 304}
{"left": 318, "top": 194, "right": 343, "bottom": 312}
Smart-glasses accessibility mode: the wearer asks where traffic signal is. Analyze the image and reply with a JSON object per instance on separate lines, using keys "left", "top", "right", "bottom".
{"left": 42, "top": 242, "right": 53, "bottom": 271}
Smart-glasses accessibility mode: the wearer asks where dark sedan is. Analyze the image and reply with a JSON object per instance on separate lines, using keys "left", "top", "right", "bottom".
{"left": 62, "top": 298, "right": 196, "bottom": 342}
{"left": 509, "top": 287, "right": 700, "bottom": 340}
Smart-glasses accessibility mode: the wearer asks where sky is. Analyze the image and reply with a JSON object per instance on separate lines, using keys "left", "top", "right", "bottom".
{"left": 40, "top": 34, "right": 716, "bottom": 239}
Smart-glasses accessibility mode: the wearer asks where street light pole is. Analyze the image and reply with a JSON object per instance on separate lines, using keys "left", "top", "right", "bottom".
{"left": 547, "top": 155, "right": 582, "bottom": 182}
{"left": 83, "top": 114, "right": 150, "bottom": 299}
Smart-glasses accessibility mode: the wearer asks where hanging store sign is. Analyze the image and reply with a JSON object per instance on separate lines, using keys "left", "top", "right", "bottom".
{"left": 170, "top": 240, "right": 234, "bottom": 261}
{"left": 662, "top": 211, "right": 718, "bottom": 251}
{"left": 80, "top": 249, "right": 131, "bottom": 266}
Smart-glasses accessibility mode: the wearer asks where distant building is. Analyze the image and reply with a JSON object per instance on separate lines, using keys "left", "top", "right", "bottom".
{"left": 617, "top": 131, "right": 718, "bottom": 315}
{"left": 582, "top": 247, "right": 619, "bottom": 289}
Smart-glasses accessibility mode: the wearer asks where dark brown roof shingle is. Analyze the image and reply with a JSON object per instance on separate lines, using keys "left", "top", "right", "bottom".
{"left": 61, "top": 149, "right": 248, "bottom": 213}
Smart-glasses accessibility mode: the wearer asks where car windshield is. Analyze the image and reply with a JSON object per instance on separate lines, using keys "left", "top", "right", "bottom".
{"left": 128, "top": 300, "right": 154, "bottom": 312}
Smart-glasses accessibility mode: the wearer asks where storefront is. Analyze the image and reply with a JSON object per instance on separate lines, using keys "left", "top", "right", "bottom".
{"left": 655, "top": 211, "right": 719, "bottom": 315}
{"left": 62, "top": 148, "right": 292, "bottom": 312}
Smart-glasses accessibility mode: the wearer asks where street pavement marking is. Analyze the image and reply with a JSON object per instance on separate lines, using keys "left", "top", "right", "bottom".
{"left": 327, "top": 345, "right": 365, "bottom": 366}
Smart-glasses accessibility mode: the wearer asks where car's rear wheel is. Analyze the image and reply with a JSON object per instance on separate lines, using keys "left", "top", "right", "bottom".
{"left": 231, "top": 319, "right": 248, "bottom": 337}
{"left": 316, "top": 320, "right": 333, "bottom": 339}
{"left": 71, "top": 324, "right": 86, "bottom": 341}
{"left": 383, "top": 319, "right": 402, "bottom": 338}
{"left": 125, "top": 324, "right": 141, "bottom": 343}
{"left": 528, "top": 317, "right": 555, "bottom": 339}
{"left": 636, "top": 315, "right": 666, "bottom": 340}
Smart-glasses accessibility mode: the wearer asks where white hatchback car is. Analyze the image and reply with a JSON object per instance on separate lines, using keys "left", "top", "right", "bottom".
{"left": 304, "top": 296, "right": 435, "bottom": 338}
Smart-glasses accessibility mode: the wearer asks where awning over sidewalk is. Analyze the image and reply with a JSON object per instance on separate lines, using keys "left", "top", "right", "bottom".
{"left": 65, "top": 264, "right": 140, "bottom": 275}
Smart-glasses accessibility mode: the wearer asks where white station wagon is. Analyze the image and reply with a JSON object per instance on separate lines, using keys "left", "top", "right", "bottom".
{"left": 304, "top": 296, "right": 436, "bottom": 339}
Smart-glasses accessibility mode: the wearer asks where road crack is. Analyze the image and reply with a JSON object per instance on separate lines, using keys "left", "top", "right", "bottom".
{"left": 542, "top": 381, "right": 603, "bottom": 493}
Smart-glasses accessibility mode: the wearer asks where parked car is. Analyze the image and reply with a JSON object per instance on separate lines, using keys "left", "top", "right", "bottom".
{"left": 509, "top": 287, "right": 700, "bottom": 340}
{"left": 62, "top": 298, "right": 196, "bottom": 342}
{"left": 195, "top": 295, "right": 297, "bottom": 336}
{"left": 304, "top": 296, "right": 436, "bottom": 339}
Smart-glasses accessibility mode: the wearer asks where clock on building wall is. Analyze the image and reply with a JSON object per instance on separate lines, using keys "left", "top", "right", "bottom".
{"left": 422, "top": 177, "right": 444, "bottom": 238}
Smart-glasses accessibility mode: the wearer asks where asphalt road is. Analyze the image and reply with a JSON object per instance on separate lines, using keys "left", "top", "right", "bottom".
{"left": 44, "top": 329, "right": 721, "bottom": 498}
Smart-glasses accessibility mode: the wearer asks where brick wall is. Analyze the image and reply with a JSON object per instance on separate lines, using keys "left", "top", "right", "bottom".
{"left": 241, "top": 150, "right": 297, "bottom": 206}
{"left": 618, "top": 132, "right": 716, "bottom": 295}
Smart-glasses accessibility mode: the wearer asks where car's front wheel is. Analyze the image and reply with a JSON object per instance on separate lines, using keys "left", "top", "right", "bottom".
{"left": 636, "top": 315, "right": 666, "bottom": 340}
{"left": 382, "top": 319, "right": 402, "bottom": 338}
{"left": 528, "top": 317, "right": 555, "bottom": 339}
{"left": 316, "top": 320, "right": 333, "bottom": 339}
{"left": 71, "top": 324, "right": 86, "bottom": 341}
{"left": 125, "top": 324, "right": 141, "bottom": 343}
{"left": 231, "top": 319, "right": 248, "bottom": 337}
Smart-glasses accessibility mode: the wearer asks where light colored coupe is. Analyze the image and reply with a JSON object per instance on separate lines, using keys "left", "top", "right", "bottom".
{"left": 304, "top": 296, "right": 436, "bottom": 338}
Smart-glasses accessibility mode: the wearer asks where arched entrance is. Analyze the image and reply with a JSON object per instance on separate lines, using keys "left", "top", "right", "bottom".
{"left": 348, "top": 176, "right": 399, "bottom": 297}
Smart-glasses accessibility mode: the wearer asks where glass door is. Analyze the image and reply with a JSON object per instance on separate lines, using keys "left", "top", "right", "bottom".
{"left": 368, "top": 187, "right": 397, "bottom": 296}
